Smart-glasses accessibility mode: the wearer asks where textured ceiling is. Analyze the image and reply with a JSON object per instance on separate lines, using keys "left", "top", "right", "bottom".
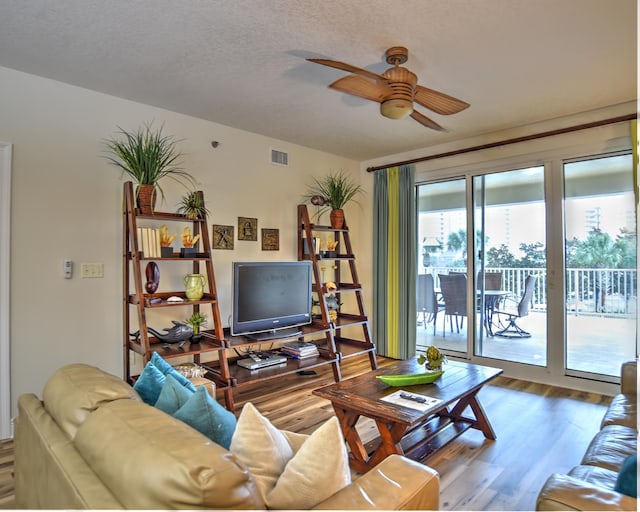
{"left": 0, "top": 0, "right": 636, "bottom": 160}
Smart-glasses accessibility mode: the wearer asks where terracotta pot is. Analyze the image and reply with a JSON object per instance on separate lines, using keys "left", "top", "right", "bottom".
{"left": 330, "top": 209, "right": 345, "bottom": 229}
{"left": 136, "top": 184, "right": 156, "bottom": 214}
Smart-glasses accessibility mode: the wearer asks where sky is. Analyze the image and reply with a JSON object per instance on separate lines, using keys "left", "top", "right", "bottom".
{"left": 419, "top": 191, "right": 635, "bottom": 259}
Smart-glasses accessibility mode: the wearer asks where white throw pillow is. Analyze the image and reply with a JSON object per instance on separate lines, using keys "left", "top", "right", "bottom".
{"left": 230, "top": 402, "right": 351, "bottom": 509}
{"left": 229, "top": 402, "right": 295, "bottom": 497}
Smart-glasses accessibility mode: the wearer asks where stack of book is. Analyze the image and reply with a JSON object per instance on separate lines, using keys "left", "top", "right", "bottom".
{"left": 280, "top": 341, "right": 319, "bottom": 359}
{"left": 136, "top": 227, "right": 161, "bottom": 258}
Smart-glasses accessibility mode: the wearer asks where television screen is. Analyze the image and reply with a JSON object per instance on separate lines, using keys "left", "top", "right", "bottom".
{"left": 231, "top": 261, "right": 313, "bottom": 340}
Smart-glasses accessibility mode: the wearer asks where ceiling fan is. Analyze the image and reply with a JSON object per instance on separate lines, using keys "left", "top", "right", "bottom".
{"left": 308, "top": 46, "right": 469, "bottom": 131}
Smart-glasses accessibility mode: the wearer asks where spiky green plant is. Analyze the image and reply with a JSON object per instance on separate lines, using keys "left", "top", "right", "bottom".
{"left": 177, "top": 191, "right": 209, "bottom": 220}
{"left": 104, "top": 122, "right": 195, "bottom": 202}
{"left": 303, "top": 170, "right": 363, "bottom": 217}
{"left": 185, "top": 311, "right": 207, "bottom": 335}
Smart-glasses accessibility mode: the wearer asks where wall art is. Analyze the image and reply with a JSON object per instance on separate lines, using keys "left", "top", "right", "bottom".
{"left": 237, "top": 217, "right": 258, "bottom": 241}
{"left": 261, "top": 228, "right": 280, "bottom": 251}
{"left": 212, "top": 224, "right": 234, "bottom": 250}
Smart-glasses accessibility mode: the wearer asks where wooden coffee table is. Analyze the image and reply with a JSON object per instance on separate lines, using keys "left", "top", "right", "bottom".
{"left": 313, "top": 359, "right": 503, "bottom": 472}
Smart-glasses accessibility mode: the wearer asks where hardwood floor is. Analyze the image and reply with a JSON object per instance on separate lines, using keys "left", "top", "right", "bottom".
{"left": 0, "top": 356, "right": 611, "bottom": 510}
{"left": 0, "top": 438, "right": 13, "bottom": 509}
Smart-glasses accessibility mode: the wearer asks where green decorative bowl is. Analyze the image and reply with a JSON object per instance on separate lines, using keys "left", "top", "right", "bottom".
{"left": 377, "top": 370, "right": 444, "bottom": 386}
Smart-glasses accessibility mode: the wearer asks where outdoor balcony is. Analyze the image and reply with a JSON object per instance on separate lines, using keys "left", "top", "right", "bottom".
{"left": 416, "top": 266, "right": 637, "bottom": 378}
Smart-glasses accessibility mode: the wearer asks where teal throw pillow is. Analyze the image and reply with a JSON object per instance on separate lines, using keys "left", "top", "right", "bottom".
{"left": 614, "top": 453, "right": 637, "bottom": 498}
{"left": 150, "top": 352, "right": 197, "bottom": 392}
{"left": 173, "top": 386, "right": 237, "bottom": 449}
{"left": 154, "top": 374, "right": 195, "bottom": 415}
{"left": 133, "top": 361, "right": 166, "bottom": 405}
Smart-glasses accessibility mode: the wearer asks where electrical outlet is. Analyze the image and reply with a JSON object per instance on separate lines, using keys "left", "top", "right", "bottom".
{"left": 80, "top": 263, "right": 104, "bottom": 278}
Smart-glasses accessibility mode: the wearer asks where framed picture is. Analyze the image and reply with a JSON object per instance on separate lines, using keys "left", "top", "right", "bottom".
{"left": 261, "top": 228, "right": 279, "bottom": 251}
{"left": 238, "top": 217, "right": 258, "bottom": 241}
{"left": 212, "top": 224, "right": 234, "bottom": 250}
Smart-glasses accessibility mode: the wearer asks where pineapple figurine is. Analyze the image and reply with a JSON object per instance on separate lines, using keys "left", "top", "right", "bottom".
{"left": 418, "top": 345, "right": 447, "bottom": 370}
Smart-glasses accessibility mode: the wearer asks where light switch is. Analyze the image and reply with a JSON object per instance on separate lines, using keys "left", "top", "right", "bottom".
{"left": 63, "top": 259, "right": 73, "bottom": 279}
{"left": 80, "top": 263, "right": 104, "bottom": 278}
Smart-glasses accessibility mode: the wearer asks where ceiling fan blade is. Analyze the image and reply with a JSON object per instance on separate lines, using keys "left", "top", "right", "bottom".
{"left": 410, "top": 110, "right": 446, "bottom": 131}
{"left": 414, "top": 85, "right": 470, "bottom": 115}
{"left": 307, "top": 58, "right": 387, "bottom": 83}
{"left": 329, "top": 75, "right": 391, "bottom": 103}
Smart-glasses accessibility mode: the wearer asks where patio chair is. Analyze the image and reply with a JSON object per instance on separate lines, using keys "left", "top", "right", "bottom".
{"left": 477, "top": 271, "right": 503, "bottom": 291}
{"left": 476, "top": 270, "right": 503, "bottom": 308}
{"left": 476, "top": 271, "right": 504, "bottom": 335}
{"left": 438, "top": 273, "right": 468, "bottom": 335}
{"left": 493, "top": 275, "right": 537, "bottom": 338}
{"left": 417, "top": 274, "right": 444, "bottom": 335}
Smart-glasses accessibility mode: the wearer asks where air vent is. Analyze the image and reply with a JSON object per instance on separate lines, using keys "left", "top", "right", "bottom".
{"left": 271, "top": 148, "right": 289, "bottom": 166}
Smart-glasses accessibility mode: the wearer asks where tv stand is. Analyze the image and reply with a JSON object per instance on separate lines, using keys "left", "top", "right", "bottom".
{"left": 246, "top": 328, "right": 303, "bottom": 341}
{"left": 196, "top": 205, "right": 377, "bottom": 401}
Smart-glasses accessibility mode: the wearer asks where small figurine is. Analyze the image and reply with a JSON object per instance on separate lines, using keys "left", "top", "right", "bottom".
{"left": 418, "top": 345, "right": 448, "bottom": 370}
{"left": 131, "top": 320, "right": 194, "bottom": 348}
{"left": 325, "top": 281, "right": 341, "bottom": 323}
{"left": 181, "top": 226, "right": 200, "bottom": 248}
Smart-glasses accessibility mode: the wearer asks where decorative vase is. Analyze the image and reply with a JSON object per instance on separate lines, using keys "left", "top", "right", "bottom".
{"left": 183, "top": 273, "right": 205, "bottom": 301}
{"left": 330, "top": 208, "right": 345, "bottom": 229}
{"left": 136, "top": 184, "right": 156, "bottom": 215}
{"left": 144, "top": 262, "right": 160, "bottom": 293}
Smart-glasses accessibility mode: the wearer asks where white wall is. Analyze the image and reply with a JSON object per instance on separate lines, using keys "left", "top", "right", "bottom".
{"left": 0, "top": 66, "right": 362, "bottom": 420}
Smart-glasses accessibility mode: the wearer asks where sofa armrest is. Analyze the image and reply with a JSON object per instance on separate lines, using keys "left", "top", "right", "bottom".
{"left": 15, "top": 393, "right": 123, "bottom": 509}
{"left": 312, "top": 455, "right": 439, "bottom": 510}
{"left": 620, "top": 360, "right": 637, "bottom": 396}
{"left": 536, "top": 473, "right": 637, "bottom": 511}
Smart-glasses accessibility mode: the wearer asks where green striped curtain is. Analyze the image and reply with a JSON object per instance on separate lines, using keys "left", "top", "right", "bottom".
{"left": 373, "top": 165, "right": 417, "bottom": 359}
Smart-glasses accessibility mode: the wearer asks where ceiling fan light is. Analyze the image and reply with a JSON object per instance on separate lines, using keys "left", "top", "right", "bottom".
{"left": 380, "top": 99, "right": 413, "bottom": 120}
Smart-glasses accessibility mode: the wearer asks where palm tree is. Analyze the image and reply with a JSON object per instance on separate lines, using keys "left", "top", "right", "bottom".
{"left": 567, "top": 229, "right": 621, "bottom": 312}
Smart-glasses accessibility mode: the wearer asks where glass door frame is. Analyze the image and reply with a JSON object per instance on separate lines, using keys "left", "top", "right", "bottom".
{"left": 560, "top": 151, "right": 637, "bottom": 380}
{"left": 414, "top": 126, "right": 634, "bottom": 395}
{"left": 469, "top": 167, "right": 548, "bottom": 366}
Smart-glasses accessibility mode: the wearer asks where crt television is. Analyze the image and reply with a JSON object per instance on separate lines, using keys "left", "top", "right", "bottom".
{"left": 231, "top": 261, "right": 313, "bottom": 340}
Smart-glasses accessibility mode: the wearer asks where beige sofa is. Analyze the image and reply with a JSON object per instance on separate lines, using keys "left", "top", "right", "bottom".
{"left": 13, "top": 363, "right": 440, "bottom": 509}
{"left": 536, "top": 360, "right": 637, "bottom": 511}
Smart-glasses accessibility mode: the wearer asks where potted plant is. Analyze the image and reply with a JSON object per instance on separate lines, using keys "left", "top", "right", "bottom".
{"left": 177, "top": 190, "right": 209, "bottom": 220}
{"left": 185, "top": 311, "right": 207, "bottom": 342}
{"left": 304, "top": 170, "right": 363, "bottom": 229}
{"left": 104, "top": 122, "right": 196, "bottom": 214}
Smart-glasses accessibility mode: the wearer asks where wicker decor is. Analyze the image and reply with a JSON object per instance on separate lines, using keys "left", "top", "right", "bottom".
{"left": 330, "top": 208, "right": 345, "bottom": 229}
{"left": 136, "top": 184, "right": 156, "bottom": 215}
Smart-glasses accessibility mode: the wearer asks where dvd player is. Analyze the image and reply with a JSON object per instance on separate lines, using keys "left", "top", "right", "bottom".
{"left": 237, "top": 352, "right": 288, "bottom": 370}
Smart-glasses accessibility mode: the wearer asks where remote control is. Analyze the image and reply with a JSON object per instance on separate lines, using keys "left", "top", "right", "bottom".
{"left": 400, "top": 392, "right": 427, "bottom": 403}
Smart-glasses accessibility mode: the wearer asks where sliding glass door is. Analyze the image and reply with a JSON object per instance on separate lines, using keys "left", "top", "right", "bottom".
{"left": 563, "top": 153, "right": 637, "bottom": 378}
{"left": 416, "top": 178, "right": 467, "bottom": 354}
{"left": 416, "top": 148, "right": 637, "bottom": 383}
{"left": 415, "top": 167, "right": 549, "bottom": 368}
{"left": 472, "top": 167, "right": 547, "bottom": 366}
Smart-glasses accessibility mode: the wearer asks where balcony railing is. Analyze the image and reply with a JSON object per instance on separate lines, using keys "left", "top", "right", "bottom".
{"left": 425, "top": 267, "right": 637, "bottom": 318}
